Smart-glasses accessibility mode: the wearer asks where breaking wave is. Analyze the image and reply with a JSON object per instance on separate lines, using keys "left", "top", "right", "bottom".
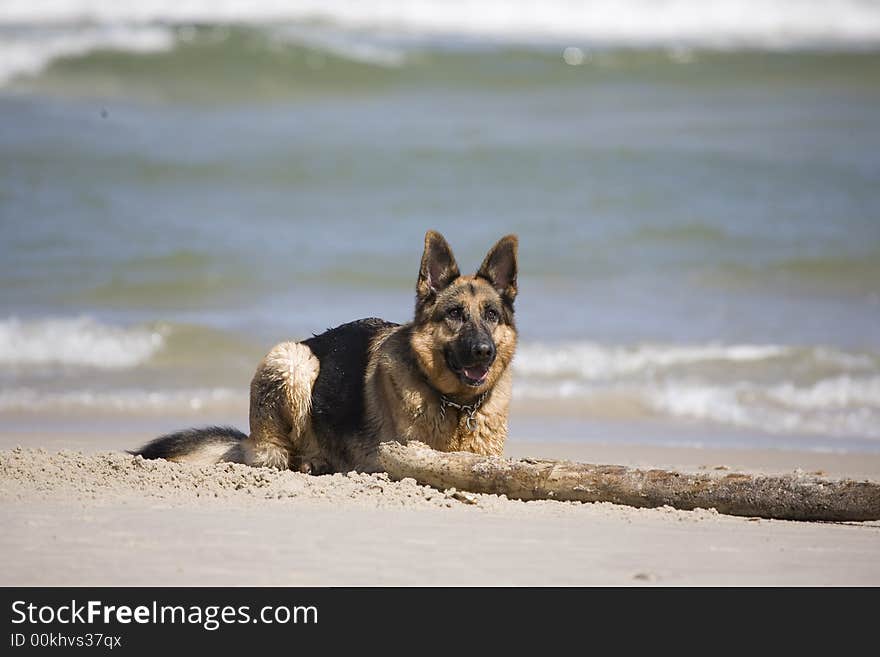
{"left": 4, "top": 0, "right": 880, "bottom": 47}
{"left": 0, "top": 317, "right": 166, "bottom": 369}
{"left": 0, "top": 23, "right": 174, "bottom": 86}
{"left": 513, "top": 341, "right": 880, "bottom": 440}
{"left": 0, "top": 386, "right": 242, "bottom": 414}
{"left": 3, "top": 1, "right": 880, "bottom": 91}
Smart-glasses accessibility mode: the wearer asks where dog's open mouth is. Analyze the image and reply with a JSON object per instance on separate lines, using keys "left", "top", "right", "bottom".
{"left": 446, "top": 353, "right": 491, "bottom": 387}
{"left": 460, "top": 364, "right": 490, "bottom": 386}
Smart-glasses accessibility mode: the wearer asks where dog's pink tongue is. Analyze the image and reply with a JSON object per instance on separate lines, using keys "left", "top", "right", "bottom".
{"left": 463, "top": 366, "right": 488, "bottom": 382}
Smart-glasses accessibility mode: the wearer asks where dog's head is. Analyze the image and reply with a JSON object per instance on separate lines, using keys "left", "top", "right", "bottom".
{"left": 411, "top": 230, "right": 518, "bottom": 397}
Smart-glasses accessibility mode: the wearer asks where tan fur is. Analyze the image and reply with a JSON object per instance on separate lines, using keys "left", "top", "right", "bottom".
{"left": 365, "top": 335, "right": 512, "bottom": 458}
{"left": 165, "top": 441, "right": 242, "bottom": 467}
{"left": 243, "top": 341, "right": 320, "bottom": 469}
{"left": 409, "top": 275, "right": 516, "bottom": 398}
{"left": 365, "top": 275, "right": 517, "bottom": 461}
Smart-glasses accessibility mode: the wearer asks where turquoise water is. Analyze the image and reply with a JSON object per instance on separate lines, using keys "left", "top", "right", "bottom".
{"left": 2, "top": 9, "right": 880, "bottom": 451}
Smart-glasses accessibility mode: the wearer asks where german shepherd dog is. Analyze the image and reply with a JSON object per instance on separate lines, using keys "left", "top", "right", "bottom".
{"left": 134, "top": 231, "right": 518, "bottom": 474}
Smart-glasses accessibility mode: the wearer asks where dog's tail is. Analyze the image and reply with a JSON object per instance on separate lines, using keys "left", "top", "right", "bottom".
{"left": 130, "top": 426, "right": 248, "bottom": 466}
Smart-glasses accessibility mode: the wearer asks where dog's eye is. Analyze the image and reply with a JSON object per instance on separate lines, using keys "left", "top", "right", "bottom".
{"left": 484, "top": 308, "right": 499, "bottom": 323}
{"left": 447, "top": 307, "right": 464, "bottom": 321}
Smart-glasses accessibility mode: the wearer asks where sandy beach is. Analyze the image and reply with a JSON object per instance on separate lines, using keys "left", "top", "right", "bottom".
{"left": 2, "top": 431, "right": 878, "bottom": 587}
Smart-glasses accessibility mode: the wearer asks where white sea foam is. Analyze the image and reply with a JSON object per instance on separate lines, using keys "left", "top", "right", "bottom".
{"left": 513, "top": 341, "right": 792, "bottom": 380}
{"left": 2, "top": 1, "right": 879, "bottom": 86}
{"left": 0, "top": 386, "right": 242, "bottom": 414}
{"left": 765, "top": 376, "right": 880, "bottom": 410}
{"left": 512, "top": 340, "right": 880, "bottom": 439}
{"left": 0, "top": 24, "right": 174, "bottom": 86}
{"left": 513, "top": 376, "right": 880, "bottom": 439}
{"left": 3, "top": 1, "right": 879, "bottom": 48}
{"left": 0, "top": 317, "right": 166, "bottom": 369}
{"left": 270, "top": 25, "right": 407, "bottom": 68}
{"left": 646, "top": 378, "right": 880, "bottom": 439}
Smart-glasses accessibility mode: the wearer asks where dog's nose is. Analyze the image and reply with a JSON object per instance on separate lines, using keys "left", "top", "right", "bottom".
{"left": 471, "top": 341, "right": 495, "bottom": 362}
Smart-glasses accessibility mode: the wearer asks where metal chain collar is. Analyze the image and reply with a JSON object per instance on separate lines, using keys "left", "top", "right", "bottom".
{"left": 439, "top": 390, "right": 489, "bottom": 432}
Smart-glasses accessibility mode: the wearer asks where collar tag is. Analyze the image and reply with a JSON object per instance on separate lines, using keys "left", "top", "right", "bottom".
{"left": 439, "top": 391, "right": 488, "bottom": 432}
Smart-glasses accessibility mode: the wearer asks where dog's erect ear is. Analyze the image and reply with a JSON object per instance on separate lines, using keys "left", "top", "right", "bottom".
{"left": 417, "top": 230, "right": 460, "bottom": 299}
{"left": 477, "top": 234, "right": 518, "bottom": 304}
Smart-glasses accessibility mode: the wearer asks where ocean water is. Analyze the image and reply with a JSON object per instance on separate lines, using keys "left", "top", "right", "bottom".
{"left": 2, "top": 1, "right": 879, "bottom": 452}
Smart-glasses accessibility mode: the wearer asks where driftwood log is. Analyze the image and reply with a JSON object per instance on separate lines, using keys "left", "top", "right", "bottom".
{"left": 376, "top": 441, "right": 880, "bottom": 521}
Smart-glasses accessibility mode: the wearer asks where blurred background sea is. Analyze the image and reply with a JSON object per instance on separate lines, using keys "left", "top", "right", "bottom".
{"left": 1, "top": 1, "right": 879, "bottom": 452}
